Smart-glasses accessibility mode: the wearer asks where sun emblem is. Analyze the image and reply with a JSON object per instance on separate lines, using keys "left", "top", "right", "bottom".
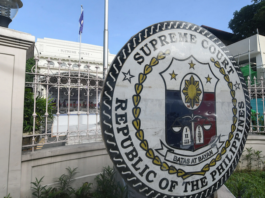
{"left": 182, "top": 75, "right": 202, "bottom": 109}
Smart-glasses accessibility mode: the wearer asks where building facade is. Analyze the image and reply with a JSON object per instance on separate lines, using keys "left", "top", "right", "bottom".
{"left": 33, "top": 38, "right": 115, "bottom": 110}
{"left": 227, "top": 34, "right": 265, "bottom": 80}
{"left": 23, "top": 38, "right": 117, "bottom": 147}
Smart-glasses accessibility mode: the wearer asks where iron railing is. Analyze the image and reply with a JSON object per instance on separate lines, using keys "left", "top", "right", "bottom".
{"left": 22, "top": 56, "right": 265, "bottom": 153}
{"left": 22, "top": 56, "right": 103, "bottom": 152}
{"left": 248, "top": 76, "right": 265, "bottom": 134}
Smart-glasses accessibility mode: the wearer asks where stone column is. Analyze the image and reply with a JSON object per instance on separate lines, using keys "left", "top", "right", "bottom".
{"left": 0, "top": 27, "right": 35, "bottom": 198}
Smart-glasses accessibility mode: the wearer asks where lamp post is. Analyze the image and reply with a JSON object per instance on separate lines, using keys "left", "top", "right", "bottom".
{"left": 0, "top": 0, "right": 23, "bottom": 28}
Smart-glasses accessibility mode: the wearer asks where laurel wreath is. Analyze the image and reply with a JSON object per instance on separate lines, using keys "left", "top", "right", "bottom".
{"left": 131, "top": 50, "right": 238, "bottom": 180}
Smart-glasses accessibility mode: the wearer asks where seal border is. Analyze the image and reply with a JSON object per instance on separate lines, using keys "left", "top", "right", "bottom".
{"left": 100, "top": 21, "right": 251, "bottom": 198}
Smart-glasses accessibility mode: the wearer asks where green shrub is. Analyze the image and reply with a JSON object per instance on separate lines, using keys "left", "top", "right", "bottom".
{"left": 226, "top": 148, "right": 265, "bottom": 197}
{"left": 240, "top": 147, "right": 264, "bottom": 171}
{"left": 50, "top": 167, "right": 77, "bottom": 198}
{"left": 23, "top": 88, "right": 55, "bottom": 132}
{"left": 25, "top": 58, "right": 35, "bottom": 83}
{"left": 31, "top": 166, "right": 128, "bottom": 198}
{"left": 31, "top": 167, "right": 92, "bottom": 198}
{"left": 93, "top": 166, "right": 128, "bottom": 198}
{"left": 31, "top": 177, "right": 47, "bottom": 198}
{"left": 74, "top": 182, "right": 93, "bottom": 198}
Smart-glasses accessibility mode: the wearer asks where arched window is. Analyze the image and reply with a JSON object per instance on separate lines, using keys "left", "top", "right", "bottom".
{"left": 72, "top": 64, "right": 79, "bottom": 68}
{"left": 59, "top": 62, "right": 67, "bottom": 67}
{"left": 48, "top": 61, "right": 54, "bottom": 66}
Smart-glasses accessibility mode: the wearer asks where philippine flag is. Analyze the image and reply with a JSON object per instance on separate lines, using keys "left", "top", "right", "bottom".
{"left": 79, "top": 8, "right": 84, "bottom": 34}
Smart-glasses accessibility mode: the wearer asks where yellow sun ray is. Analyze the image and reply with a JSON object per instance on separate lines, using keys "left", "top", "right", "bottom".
{"left": 185, "top": 80, "right": 190, "bottom": 87}
{"left": 190, "top": 76, "right": 194, "bottom": 85}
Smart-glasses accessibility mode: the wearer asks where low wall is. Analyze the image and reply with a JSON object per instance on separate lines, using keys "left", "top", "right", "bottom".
{"left": 237, "top": 134, "right": 265, "bottom": 170}
{"left": 20, "top": 142, "right": 112, "bottom": 198}
{"left": 20, "top": 135, "right": 265, "bottom": 197}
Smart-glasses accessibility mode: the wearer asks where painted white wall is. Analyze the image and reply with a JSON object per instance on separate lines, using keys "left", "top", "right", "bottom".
{"left": 0, "top": 27, "right": 35, "bottom": 198}
{"left": 227, "top": 35, "right": 265, "bottom": 79}
{"left": 228, "top": 35, "right": 259, "bottom": 58}
{"left": 20, "top": 143, "right": 112, "bottom": 198}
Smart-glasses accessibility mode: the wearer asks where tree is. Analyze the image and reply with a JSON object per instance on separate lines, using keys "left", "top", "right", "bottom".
{"left": 252, "top": 0, "right": 265, "bottom": 3}
{"left": 23, "top": 88, "right": 55, "bottom": 132}
{"left": 25, "top": 57, "right": 35, "bottom": 82}
{"left": 23, "top": 58, "right": 55, "bottom": 132}
{"left": 229, "top": 0, "right": 265, "bottom": 40}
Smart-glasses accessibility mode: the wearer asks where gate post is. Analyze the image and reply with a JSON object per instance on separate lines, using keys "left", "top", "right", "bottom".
{"left": 0, "top": 27, "right": 35, "bottom": 198}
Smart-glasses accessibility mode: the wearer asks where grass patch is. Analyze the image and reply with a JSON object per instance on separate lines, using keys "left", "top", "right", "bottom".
{"left": 225, "top": 170, "right": 265, "bottom": 198}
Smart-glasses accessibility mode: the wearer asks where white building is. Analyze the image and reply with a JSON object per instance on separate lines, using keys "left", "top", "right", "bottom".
{"left": 31, "top": 38, "right": 116, "bottom": 140}
{"left": 227, "top": 34, "right": 265, "bottom": 79}
{"left": 34, "top": 37, "right": 115, "bottom": 77}
{"left": 202, "top": 26, "right": 265, "bottom": 80}
{"left": 33, "top": 38, "right": 116, "bottom": 109}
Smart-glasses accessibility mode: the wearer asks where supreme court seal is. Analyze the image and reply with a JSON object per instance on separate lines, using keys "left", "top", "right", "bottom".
{"left": 100, "top": 21, "right": 250, "bottom": 198}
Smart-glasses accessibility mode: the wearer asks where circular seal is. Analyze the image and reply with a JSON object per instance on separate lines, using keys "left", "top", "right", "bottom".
{"left": 100, "top": 21, "right": 250, "bottom": 198}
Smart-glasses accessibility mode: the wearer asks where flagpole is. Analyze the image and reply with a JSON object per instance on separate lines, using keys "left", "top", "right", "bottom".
{"left": 79, "top": 5, "right": 83, "bottom": 62}
{"left": 103, "top": 0, "right": 109, "bottom": 79}
{"left": 249, "top": 39, "right": 251, "bottom": 84}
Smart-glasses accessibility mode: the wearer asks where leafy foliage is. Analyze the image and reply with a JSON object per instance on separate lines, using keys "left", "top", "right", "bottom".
{"left": 31, "top": 166, "right": 128, "bottom": 198}
{"left": 252, "top": 0, "right": 265, "bottom": 3}
{"left": 52, "top": 167, "right": 78, "bottom": 197}
{"left": 245, "top": 147, "right": 254, "bottom": 171}
{"left": 229, "top": 1, "right": 265, "bottom": 39}
{"left": 4, "top": 194, "right": 12, "bottom": 198}
{"left": 74, "top": 182, "right": 93, "bottom": 198}
{"left": 31, "top": 177, "right": 47, "bottom": 198}
{"left": 23, "top": 88, "right": 55, "bottom": 132}
{"left": 25, "top": 58, "right": 35, "bottom": 83}
{"left": 93, "top": 166, "right": 128, "bottom": 198}
{"left": 31, "top": 167, "right": 88, "bottom": 198}
{"left": 225, "top": 170, "right": 265, "bottom": 198}
{"left": 240, "top": 147, "right": 265, "bottom": 171}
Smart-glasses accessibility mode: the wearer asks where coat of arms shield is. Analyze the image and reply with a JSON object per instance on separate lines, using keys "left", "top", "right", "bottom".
{"left": 160, "top": 56, "right": 219, "bottom": 151}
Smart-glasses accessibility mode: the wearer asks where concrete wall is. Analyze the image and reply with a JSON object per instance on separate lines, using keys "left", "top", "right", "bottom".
{"left": 0, "top": 27, "right": 34, "bottom": 198}
{"left": 20, "top": 142, "right": 112, "bottom": 198}
{"left": 19, "top": 135, "right": 265, "bottom": 197}
{"left": 227, "top": 34, "right": 265, "bottom": 79}
{"left": 237, "top": 135, "right": 265, "bottom": 170}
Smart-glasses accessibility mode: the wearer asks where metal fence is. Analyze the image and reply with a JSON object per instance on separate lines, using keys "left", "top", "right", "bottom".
{"left": 248, "top": 76, "right": 265, "bottom": 134}
{"left": 22, "top": 56, "right": 103, "bottom": 152}
{"left": 22, "top": 56, "right": 265, "bottom": 152}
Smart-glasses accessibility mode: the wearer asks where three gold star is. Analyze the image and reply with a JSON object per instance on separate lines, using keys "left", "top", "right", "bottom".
{"left": 169, "top": 70, "right": 177, "bottom": 80}
{"left": 189, "top": 61, "right": 195, "bottom": 69}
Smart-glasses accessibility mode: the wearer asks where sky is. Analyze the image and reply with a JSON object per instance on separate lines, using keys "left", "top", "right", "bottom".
{"left": 9, "top": 0, "right": 254, "bottom": 55}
